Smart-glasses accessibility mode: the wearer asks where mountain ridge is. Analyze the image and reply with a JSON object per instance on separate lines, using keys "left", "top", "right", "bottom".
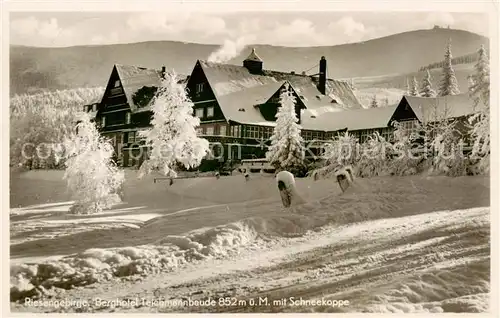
{"left": 10, "top": 28, "right": 489, "bottom": 96}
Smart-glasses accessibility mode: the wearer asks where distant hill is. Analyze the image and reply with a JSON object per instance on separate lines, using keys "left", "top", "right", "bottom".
{"left": 418, "top": 50, "right": 487, "bottom": 71}
{"left": 10, "top": 28, "right": 488, "bottom": 96}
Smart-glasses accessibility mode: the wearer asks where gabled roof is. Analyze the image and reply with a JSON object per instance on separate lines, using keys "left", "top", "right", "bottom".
{"left": 301, "top": 105, "right": 398, "bottom": 131}
{"left": 198, "top": 60, "right": 279, "bottom": 97}
{"left": 402, "top": 94, "right": 477, "bottom": 122}
{"left": 115, "top": 64, "right": 162, "bottom": 111}
{"left": 197, "top": 60, "right": 363, "bottom": 110}
{"left": 113, "top": 64, "right": 188, "bottom": 112}
{"left": 265, "top": 71, "right": 363, "bottom": 110}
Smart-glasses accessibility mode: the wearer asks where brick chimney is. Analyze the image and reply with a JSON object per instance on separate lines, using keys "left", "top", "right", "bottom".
{"left": 318, "top": 56, "right": 327, "bottom": 95}
{"left": 243, "top": 48, "right": 263, "bottom": 74}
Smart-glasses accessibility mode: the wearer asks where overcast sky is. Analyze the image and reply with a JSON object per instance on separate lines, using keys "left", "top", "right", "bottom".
{"left": 10, "top": 11, "right": 489, "bottom": 48}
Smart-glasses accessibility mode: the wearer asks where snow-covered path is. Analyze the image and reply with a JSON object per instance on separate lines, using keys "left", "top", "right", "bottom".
{"left": 11, "top": 207, "right": 490, "bottom": 313}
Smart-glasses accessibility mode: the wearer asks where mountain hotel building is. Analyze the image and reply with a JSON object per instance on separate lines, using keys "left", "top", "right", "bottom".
{"left": 84, "top": 48, "right": 477, "bottom": 168}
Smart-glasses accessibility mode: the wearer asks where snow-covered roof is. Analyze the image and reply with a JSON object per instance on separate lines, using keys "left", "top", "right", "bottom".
{"left": 114, "top": 64, "right": 187, "bottom": 112}
{"left": 244, "top": 48, "right": 263, "bottom": 62}
{"left": 301, "top": 105, "right": 398, "bottom": 131}
{"left": 198, "top": 60, "right": 363, "bottom": 110}
{"left": 402, "top": 94, "right": 477, "bottom": 122}
{"left": 216, "top": 81, "right": 285, "bottom": 125}
{"left": 265, "top": 70, "right": 363, "bottom": 110}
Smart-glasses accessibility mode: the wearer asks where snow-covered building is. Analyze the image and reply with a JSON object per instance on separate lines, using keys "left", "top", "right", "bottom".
{"left": 87, "top": 48, "right": 476, "bottom": 167}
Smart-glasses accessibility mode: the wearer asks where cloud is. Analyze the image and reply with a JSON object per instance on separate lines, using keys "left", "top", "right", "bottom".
{"left": 334, "top": 16, "right": 366, "bottom": 37}
{"left": 11, "top": 16, "right": 73, "bottom": 46}
{"left": 261, "top": 19, "right": 330, "bottom": 46}
{"left": 125, "top": 12, "right": 228, "bottom": 38}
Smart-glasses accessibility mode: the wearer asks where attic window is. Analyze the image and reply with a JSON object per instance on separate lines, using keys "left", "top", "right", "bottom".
{"left": 310, "top": 115, "right": 317, "bottom": 118}
{"left": 114, "top": 80, "right": 120, "bottom": 88}
{"left": 316, "top": 95, "right": 321, "bottom": 100}
{"left": 238, "top": 108, "right": 245, "bottom": 112}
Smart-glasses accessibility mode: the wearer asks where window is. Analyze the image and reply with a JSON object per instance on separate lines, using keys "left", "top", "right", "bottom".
{"left": 219, "top": 125, "right": 226, "bottom": 136}
{"left": 303, "top": 131, "right": 313, "bottom": 141}
{"left": 126, "top": 112, "right": 131, "bottom": 125}
{"left": 263, "top": 127, "right": 274, "bottom": 139}
{"left": 245, "top": 126, "right": 259, "bottom": 139}
{"left": 207, "top": 106, "right": 214, "bottom": 118}
{"left": 231, "top": 125, "right": 241, "bottom": 138}
{"left": 205, "top": 126, "right": 214, "bottom": 135}
{"left": 196, "top": 83, "right": 205, "bottom": 93}
{"left": 129, "top": 131, "right": 136, "bottom": 143}
{"left": 195, "top": 108, "right": 204, "bottom": 118}
{"left": 196, "top": 127, "right": 204, "bottom": 136}
{"left": 102, "top": 116, "right": 106, "bottom": 127}
{"left": 114, "top": 80, "right": 121, "bottom": 88}
{"left": 399, "top": 120, "right": 419, "bottom": 133}
{"left": 92, "top": 104, "right": 97, "bottom": 112}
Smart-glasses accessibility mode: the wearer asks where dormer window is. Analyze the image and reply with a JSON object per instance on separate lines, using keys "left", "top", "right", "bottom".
{"left": 238, "top": 108, "right": 245, "bottom": 112}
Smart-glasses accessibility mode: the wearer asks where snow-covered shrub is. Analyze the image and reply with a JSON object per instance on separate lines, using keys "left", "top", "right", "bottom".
{"left": 428, "top": 119, "right": 468, "bottom": 176}
{"left": 389, "top": 120, "right": 428, "bottom": 176}
{"left": 139, "top": 71, "right": 209, "bottom": 178}
{"left": 357, "top": 132, "right": 392, "bottom": 177}
{"left": 266, "top": 83, "right": 305, "bottom": 173}
{"left": 63, "top": 112, "right": 124, "bottom": 214}
{"left": 312, "top": 131, "right": 359, "bottom": 179}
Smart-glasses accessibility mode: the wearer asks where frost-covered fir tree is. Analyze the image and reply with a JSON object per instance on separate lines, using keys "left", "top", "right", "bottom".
{"left": 139, "top": 71, "right": 209, "bottom": 178}
{"left": 266, "top": 83, "right": 304, "bottom": 172}
{"left": 438, "top": 41, "right": 461, "bottom": 96}
{"left": 410, "top": 76, "right": 419, "bottom": 96}
{"left": 468, "top": 44, "right": 490, "bottom": 109}
{"left": 63, "top": 112, "right": 125, "bottom": 214}
{"left": 468, "top": 44, "right": 490, "bottom": 173}
{"left": 370, "top": 95, "right": 378, "bottom": 108}
{"left": 419, "top": 69, "right": 437, "bottom": 97}
{"left": 383, "top": 96, "right": 390, "bottom": 107}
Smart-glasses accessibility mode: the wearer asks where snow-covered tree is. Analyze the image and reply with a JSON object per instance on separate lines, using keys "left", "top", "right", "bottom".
{"left": 370, "top": 95, "right": 378, "bottom": 108}
{"left": 419, "top": 69, "right": 436, "bottom": 97}
{"left": 468, "top": 44, "right": 490, "bottom": 109}
{"left": 406, "top": 78, "right": 411, "bottom": 95}
{"left": 383, "top": 96, "right": 390, "bottom": 107}
{"left": 139, "top": 71, "right": 210, "bottom": 178}
{"left": 63, "top": 112, "right": 125, "bottom": 214}
{"left": 438, "top": 41, "right": 461, "bottom": 96}
{"left": 410, "top": 76, "right": 419, "bottom": 96}
{"left": 468, "top": 44, "right": 490, "bottom": 173}
{"left": 266, "top": 83, "right": 304, "bottom": 171}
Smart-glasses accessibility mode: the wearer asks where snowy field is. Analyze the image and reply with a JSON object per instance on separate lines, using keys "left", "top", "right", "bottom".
{"left": 10, "top": 169, "right": 490, "bottom": 313}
